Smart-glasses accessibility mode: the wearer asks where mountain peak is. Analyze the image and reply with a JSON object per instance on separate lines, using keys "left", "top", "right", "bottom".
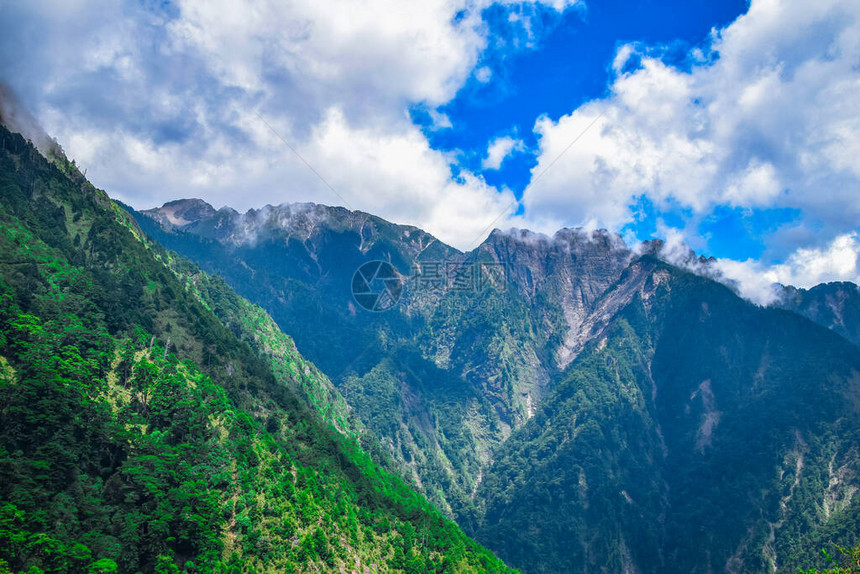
{"left": 484, "top": 226, "right": 629, "bottom": 256}
{"left": 145, "top": 198, "right": 217, "bottom": 228}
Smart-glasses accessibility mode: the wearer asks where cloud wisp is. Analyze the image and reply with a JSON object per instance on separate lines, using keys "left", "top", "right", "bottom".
{"left": 482, "top": 135, "right": 525, "bottom": 170}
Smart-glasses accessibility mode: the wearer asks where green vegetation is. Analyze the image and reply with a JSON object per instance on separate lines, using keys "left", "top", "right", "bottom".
{"left": 158, "top": 256, "right": 364, "bottom": 442}
{"left": 129, "top": 204, "right": 566, "bottom": 526}
{"left": 800, "top": 543, "right": 860, "bottom": 573}
{"left": 472, "top": 261, "right": 860, "bottom": 573}
{"left": 0, "top": 125, "right": 515, "bottom": 573}
{"left": 131, "top": 195, "right": 860, "bottom": 573}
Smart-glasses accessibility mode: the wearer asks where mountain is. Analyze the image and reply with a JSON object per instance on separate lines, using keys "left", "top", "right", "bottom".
{"left": 132, "top": 199, "right": 500, "bottom": 519}
{"left": 133, "top": 198, "right": 860, "bottom": 573}
{"left": 130, "top": 202, "right": 640, "bottom": 522}
{"left": 0, "top": 124, "right": 516, "bottom": 573}
{"left": 774, "top": 282, "right": 860, "bottom": 348}
{"left": 474, "top": 257, "right": 860, "bottom": 573}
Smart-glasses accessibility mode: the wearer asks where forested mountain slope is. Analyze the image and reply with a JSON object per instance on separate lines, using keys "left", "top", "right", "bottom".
{"left": 0, "top": 125, "right": 515, "bottom": 573}
{"left": 130, "top": 203, "right": 641, "bottom": 524}
{"left": 134, "top": 198, "right": 860, "bottom": 574}
{"left": 131, "top": 200, "right": 508, "bottom": 520}
{"left": 473, "top": 258, "right": 860, "bottom": 573}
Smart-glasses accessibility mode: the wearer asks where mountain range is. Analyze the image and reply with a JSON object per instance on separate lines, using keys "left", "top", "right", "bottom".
{"left": 1, "top": 93, "right": 858, "bottom": 573}
{"left": 127, "top": 197, "right": 860, "bottom": 573}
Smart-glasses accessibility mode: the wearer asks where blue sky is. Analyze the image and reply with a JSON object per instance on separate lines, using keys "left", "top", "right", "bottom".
{"left": 1, "top": 0, "right": 859, "bottom": 302}
{"left": 423, "top": 0, "right": 749, "bottom": 195}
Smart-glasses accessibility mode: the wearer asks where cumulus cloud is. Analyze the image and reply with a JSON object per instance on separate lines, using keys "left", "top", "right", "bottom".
{"left": 298, "top": 108, "right": 519, "bottom": 247}
{"left": 0, "top": 0, "right": 577, "bottom": 250}
{"left": 523, "top": 0, "right": 860, "bottom": 262}
{"left": 3, "top": 0, "right": 856, "bottom": 289}
{"left": 165, "top": 0, "right": 491, "bottom": 121}
{"left": 482, "top": 135, "right": 524, "bottom": 170}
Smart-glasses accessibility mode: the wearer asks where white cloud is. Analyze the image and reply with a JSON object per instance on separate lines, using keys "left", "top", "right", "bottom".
{"left": 300, "top": 108, "right": 518, "bottom": 248}
{"left": 711, "top": 259, "right": 784, "bottom": 306}
{"left": 427, "top": 109, "right": 454, "bottom": 130}
{"left": 0, "top": 0, "right": 577, "bottom": 251}
{"left": 482, "top": 135, "right": 524, "bottom": 170}
{"left": 723, "top": 160, "right": 782, "bottom": 206}
{"left": 475, "top": 66, "right": 493, "bottom": 83}
{"left": 523, "top": 0, "right": 860, "bottom": 261}
{"left": 715, "top": 232, "right": 860, "bottom": 305}
{"left": 653, "top": 231, "right": 860, "bottom": 306}
{"left": 165, "top": 0, "right": 488, "bottom": 115}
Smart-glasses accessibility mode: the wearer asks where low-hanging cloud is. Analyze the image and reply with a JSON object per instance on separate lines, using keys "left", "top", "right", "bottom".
{"left": 0, "top": 82, "right": 63, "bottom": 158}
{"left": 647, "top": 227, "right": 860, "bottom": 306}
{"left": 715, "top": 233, "right": 860, "bottom": 305}
{"left": 522, "top": 0, "right": 860, "bottom": 286}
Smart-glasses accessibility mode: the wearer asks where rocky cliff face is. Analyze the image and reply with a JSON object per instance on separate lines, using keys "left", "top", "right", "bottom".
{"left": 477, "top": 228, "right": 635, "bottom": 370}
{"left": 139, "top": 200, "right": 640, "bottom": 415}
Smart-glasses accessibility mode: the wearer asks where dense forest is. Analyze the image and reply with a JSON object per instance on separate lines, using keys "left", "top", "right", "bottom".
{"left": 0, "top": 125, "right": 516, "bottom": 572}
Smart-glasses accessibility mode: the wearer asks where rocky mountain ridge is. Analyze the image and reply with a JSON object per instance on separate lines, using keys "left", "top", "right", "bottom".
{"left": 134, "top": 197, "right": 860, "bottom": 573}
